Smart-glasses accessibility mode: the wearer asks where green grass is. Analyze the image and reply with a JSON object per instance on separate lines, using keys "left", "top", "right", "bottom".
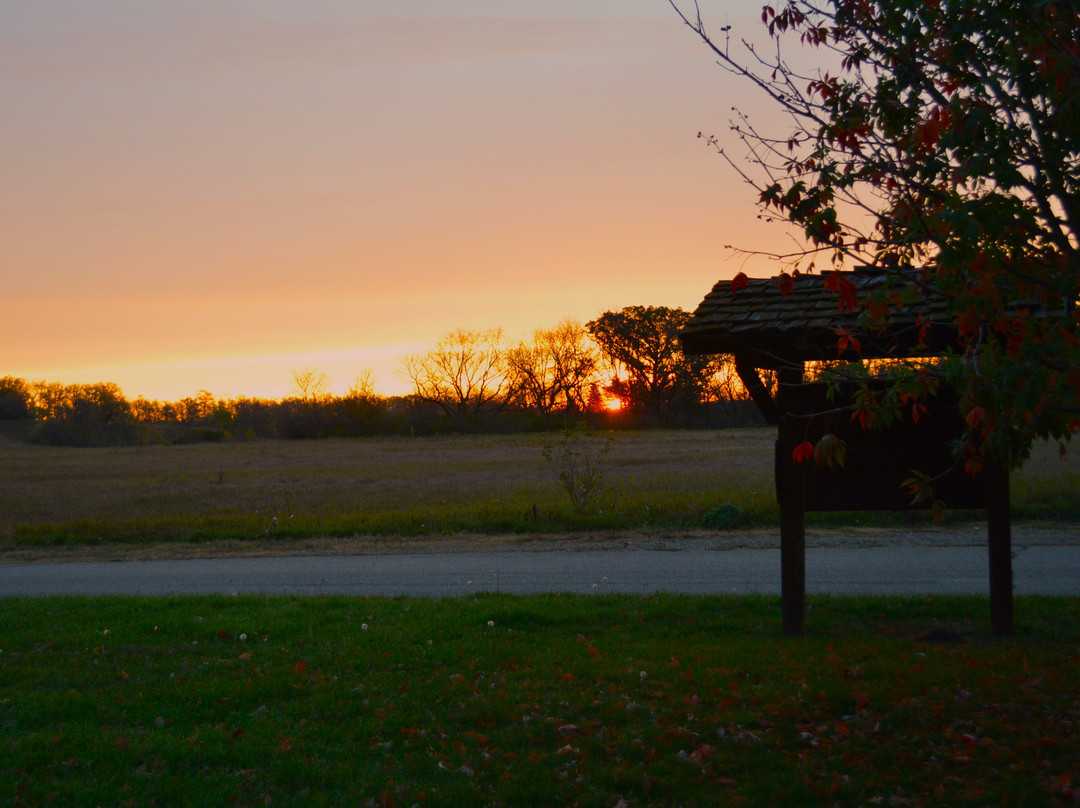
{"left": 1, "top": 428, "right": 1077, "bottom": 550}
{"left": 2, "top": 594, "right": 1078, "bottom": 806}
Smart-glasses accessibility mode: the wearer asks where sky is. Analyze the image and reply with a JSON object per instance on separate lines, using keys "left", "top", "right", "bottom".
{"left": 3, "top": 0, "right": 790, "bottom": 401}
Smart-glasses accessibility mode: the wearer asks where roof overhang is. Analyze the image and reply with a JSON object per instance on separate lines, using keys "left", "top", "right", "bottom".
{"left": 679, "top": 269, "right": 954, "bottom": 368}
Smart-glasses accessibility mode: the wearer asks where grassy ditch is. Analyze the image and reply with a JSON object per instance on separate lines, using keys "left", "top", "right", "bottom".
{"left": 1, "top": 428, "right": 1077, "bottom": 550}
{"left": 2, "top": 594, "right": 1078, "bottom": 806}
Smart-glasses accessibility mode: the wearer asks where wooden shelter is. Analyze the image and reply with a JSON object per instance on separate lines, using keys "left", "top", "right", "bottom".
{"left": 680, "top": 269, "right": 1013, "bottom": 635}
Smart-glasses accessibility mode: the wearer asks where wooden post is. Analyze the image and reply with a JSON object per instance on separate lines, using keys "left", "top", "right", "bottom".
{"left": 985, "top": 459, "right": 1013, "bottom": 635}
{"left": 780, "top": 468, "right": 806, "bottom": 636}
{"left": 777, "top": 365, "right": 805, "bottom": 636}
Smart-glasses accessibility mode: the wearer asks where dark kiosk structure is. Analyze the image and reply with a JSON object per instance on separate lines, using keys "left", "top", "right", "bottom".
{"left": 680, "top": 269, "right": 1013, "bottom": 635}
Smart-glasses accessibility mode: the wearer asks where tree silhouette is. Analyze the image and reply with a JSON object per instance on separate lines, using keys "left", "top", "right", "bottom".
{"left": 587, "top": 305, "right": 717, "bottom": 419}
{"left": 400, "top": 328, "right": 515, "bottom": 419}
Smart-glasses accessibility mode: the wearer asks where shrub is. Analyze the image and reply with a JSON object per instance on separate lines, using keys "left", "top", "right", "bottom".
{"left": 703, "top": 503, "right": 744, "bottom": 530}
{"left": 542, "top": 424, "right": 613, "bottom": 512}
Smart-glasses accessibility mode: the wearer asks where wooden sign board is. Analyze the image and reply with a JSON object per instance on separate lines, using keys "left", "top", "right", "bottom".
{"left": 775, "top": 382, "right": 985, "bottom": 512}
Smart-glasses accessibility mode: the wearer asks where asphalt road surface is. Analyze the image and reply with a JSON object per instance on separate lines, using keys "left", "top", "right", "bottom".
{"left": 2, "top": 544, "right": 1078, "bottom": 597}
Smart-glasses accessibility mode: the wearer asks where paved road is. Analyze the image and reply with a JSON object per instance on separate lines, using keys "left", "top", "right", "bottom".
{"left": 2, "top": 545, "right": 1078, "bottom": 597}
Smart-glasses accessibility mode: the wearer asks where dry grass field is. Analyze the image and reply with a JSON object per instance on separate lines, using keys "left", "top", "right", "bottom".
{"left": 1, "top": 427, "right": 1076, "bottom": 556}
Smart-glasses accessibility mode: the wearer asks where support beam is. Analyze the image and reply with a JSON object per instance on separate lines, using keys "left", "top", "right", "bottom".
{"left": 734, "top": 353, "right": 780, "bottom": 424}
{"left": 780, "top": 470, "right": 806, "bottom": 636}
{"left": 776, "top": 365, "right": 805, "bottom": 636}
{"left": 985, "top": 459, "right": 1013, "bottom": 635}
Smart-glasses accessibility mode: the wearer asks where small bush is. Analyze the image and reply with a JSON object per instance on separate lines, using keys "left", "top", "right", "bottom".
{"left": 542, "top": 424, "right": 613, "bottom": 512}
{"left": 703, "top": 503, "right": 743, "bottom": 529}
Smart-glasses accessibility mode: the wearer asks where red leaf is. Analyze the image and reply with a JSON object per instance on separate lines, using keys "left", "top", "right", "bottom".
{"left": 834, "top": 327, "right": 862, "bottom": 355}
{"left": 465, "top": 730, "right": 489, "bottom": 746}
{"left": 792, "top": 441, "right": 814, "bottom": 464}
{"left": 824, "top": 272, "right": 859, "bottom": 312}
{"left": 730, "top": 272, "right": 749, "bottom": 297}
{"left": 965, "top": 406, "right": 986, "bottom": 429}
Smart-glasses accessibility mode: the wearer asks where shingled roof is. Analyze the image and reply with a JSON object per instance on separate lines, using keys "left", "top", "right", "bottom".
{"left": 679, "top": 269, "right": 955, "bottom": 368}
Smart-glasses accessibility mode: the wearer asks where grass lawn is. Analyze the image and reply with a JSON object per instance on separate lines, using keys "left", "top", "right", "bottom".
{"left": 3, "top": 594, "right": 1079, "bottom": 806}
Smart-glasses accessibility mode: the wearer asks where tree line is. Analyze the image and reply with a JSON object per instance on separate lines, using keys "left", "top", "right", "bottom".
{"left": 0, "top": 306, "right": 765, "bottom": 446}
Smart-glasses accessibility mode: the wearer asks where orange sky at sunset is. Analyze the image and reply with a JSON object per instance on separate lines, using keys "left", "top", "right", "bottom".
{"left": 4, "top": 1, "right": 790, "bottom": 401}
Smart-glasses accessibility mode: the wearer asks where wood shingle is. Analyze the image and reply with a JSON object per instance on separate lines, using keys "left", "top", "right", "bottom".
{"left": 679, "top": 269, "right": 954, "bottom": 367}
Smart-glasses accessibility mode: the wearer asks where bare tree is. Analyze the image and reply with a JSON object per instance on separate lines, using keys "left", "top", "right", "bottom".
{"left": 291, "top": 368, "right": 331, "bottom": 404}
{"left": 400, "top": 328, "right": 514, "bottom": 418}
{"left": 345, "top": 369, "right": 378, "bottom": 402}
{"left": 506, "top": 320, "right": 599, "bottom": 413}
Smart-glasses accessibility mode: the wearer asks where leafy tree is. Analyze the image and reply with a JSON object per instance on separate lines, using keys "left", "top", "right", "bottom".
{"left": 0, "top": 376, "right": 32, "bottom": 420}
{"left": 174, "top": 390, "right": 221, "bottom": 424}
{"left": 129, "top": 396, "right": 167, "bottom": 423}
{"left": 671, "top": 0, "right": 1079, "bottom": 467}
{"left": 69, "top": 382, "right": 131, "bottom": 427}
{"left": 29, "top": 381, "right": 67, "bottom": 420}
{"left": 587, "top": 305, "right": 717, "bottom": 419}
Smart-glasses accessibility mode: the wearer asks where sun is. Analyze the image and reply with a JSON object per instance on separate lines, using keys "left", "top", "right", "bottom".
{"left": 603, "top": 396, "right": 624, "bottom": 412}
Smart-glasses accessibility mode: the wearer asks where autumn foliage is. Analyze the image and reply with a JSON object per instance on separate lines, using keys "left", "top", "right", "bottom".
{"left": 673, "top": 0, "right": 1080, "bottom": 470}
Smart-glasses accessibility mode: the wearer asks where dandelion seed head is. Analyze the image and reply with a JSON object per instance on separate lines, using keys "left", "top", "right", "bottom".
{"left": 361, "top": 624, "right": 368, "bottom": 631}
{"left": 239, "top": 634, "right": 247, "bottom": 641}
{"left": 487, "top": 620, "right": 495, "bottom": 628}
{"left": 639, "top": 670, "right": 647, "bottom": 679}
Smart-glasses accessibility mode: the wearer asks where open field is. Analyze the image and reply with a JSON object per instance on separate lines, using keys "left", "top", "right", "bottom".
{"left": 2, "top": 594, "right": 1079, "bottom": 807}
{"left": 1, "top": 428, "right": 1077, "bottom": 555}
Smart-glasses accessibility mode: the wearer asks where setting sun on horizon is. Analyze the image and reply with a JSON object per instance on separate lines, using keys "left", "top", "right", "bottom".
{"left": 4, "top": 2, "right": 787, "bottom": 402}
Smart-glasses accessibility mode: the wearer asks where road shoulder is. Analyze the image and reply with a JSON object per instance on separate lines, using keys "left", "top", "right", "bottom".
{"left": 2, "top": 522, "right": 1078, "bottom": 565}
